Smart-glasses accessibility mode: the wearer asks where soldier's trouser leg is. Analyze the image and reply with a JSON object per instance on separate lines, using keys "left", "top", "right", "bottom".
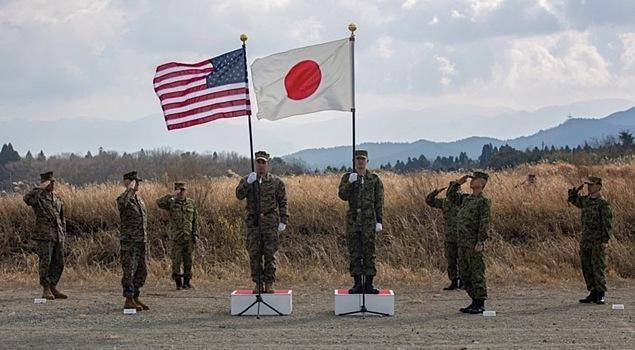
{"left": 346, "top": 228, "right": 376, "bottom": 277}
{"left": 347, "top": 230, "right": 362, "bottom": 276}
{"left": 458, "top": 246, "right": 472, "bottom": 296}
{"left": 35, "top": 240, "right": 64, "bottom": 287}
{"left": 466, "top": 249, "right": 487, "bottom": 300}
{"left": 182, "top": 239, "right": 194, "bottom": 279}
{"left": 580, "top": 243, "right": 607, "bottom": 292}
{"left": 171, "top": 241, "right": 183, "bottom": 280}
{"left": 121, "top": 243, "right": 148, "bottom": 297}
{"left": 362, "top": 228, "right": 377, "bottom": 276}
{"left": 445, "top": 239, "right": 459, "bottom": 281}
{"left": 261, "top": 229, "right": 278, "bottom": 283}
{"left": 246, "top": 228, "right": 263, "bottom": 283}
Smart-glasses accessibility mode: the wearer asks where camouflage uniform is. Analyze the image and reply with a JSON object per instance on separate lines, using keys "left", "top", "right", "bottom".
{"left": 117, "top": 172, "right": 148, "bottom": 298}
{"left": 426, "top": 189, "right": 459, "bottom": 282}
{"left": 23, "top": 174, "right": 66, "bottom": 288}
{"left": 338, "top": 169, "right": 384, "bottom": 277}
{"left": 236, "top": 169, "right": 288, "bottom": 284}
{"left": 568, "top": 178, "right": 612, "bottom": 294}
{"left": 448, "top": 177, "right": 491, "bottom": 301}
{"left": 157, "top": 185, "right": 197, "bottom": 282}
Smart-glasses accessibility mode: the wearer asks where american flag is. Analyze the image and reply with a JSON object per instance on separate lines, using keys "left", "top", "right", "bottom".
{"left": 153, "top": 48, "right": 251, "bottom": 130}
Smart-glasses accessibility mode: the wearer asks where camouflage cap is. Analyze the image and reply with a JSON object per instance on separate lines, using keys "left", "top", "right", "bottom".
{"left": 255, "top": 151, "right": 270, "bottom": 162}
{"left": 585, "top": 176, "right": 602, "bottom": 185}
{"left": 472, "top": 171, "right": 490, "bottom": 181}
{"left": 174, "top": 182, "right": 186, "bottom": 190}
{"left": 123, "top": 171, "right": 143, "bottom": 182}
{"left": 355, "top": 150, "right": 368, "bottom": 159}
{"left": 40, "top": 171, "right": 55, "bottom": 182}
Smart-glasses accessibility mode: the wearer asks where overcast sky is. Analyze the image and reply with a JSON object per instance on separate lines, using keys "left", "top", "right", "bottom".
{"left": 1, "top": 0, "right": 634, "bottom": 128}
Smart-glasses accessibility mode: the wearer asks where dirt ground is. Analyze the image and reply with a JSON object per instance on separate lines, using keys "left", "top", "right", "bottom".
{"left": 0, "top": 279, "right": 633, "bottom": 349}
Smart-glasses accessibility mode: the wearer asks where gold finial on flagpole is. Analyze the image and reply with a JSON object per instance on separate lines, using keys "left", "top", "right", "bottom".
{"left": 348, "top": 23, "right": 357, "bottom": 37}
{"left": 240, "top": 33, "right": 248, "bottom": 43}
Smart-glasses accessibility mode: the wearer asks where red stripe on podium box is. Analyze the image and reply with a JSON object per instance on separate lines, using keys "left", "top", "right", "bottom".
{"left": 230, "top": 290, "right": 293, "bottom": 316}
{"left": 334, "top": 289, "right": 395, "bottom": 316}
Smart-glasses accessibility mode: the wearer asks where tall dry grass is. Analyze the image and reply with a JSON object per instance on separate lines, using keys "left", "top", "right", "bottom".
{"left": 0, "top": 161, "right": 633, "bottom": 286}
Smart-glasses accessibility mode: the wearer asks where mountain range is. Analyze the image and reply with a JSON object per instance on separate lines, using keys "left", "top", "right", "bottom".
{"left": 0, "top": 98, "right": 633, "bottom": 169}
{"left": 285, "top": 106, "right": 635, "bottom": 169}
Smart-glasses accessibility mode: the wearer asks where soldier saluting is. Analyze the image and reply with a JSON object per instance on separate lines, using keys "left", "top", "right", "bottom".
{"left": 157, "top": 182, "right": 198, "bottom": 290}
{"left": 117, "top": 171, "right": 149, "bottom": 311}
{"left": 236, "top": 151, "right": 289, "bottom": 294}
{"left": 23, "top": 171, "right": 68, "bottom": 300}
{"left": 338, "top": 150, "right": 384, "bottom": 294}
{"left": 568, "top": 176, "right": 612, "bottom": 305}
{"left": 447, "top": 172, "right": 491, "bottom": 314}
{"left": 426, "top": 186, "right": 461, "bottom": 290}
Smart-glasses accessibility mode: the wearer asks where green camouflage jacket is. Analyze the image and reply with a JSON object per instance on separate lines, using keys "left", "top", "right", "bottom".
{"left": 23, "top": 188, "right": 66, "bottom": 241}
{"left": 447, "top": 181, "right": 491, "bottom": 246}
{"left": 157, "top": 195, "right": 197, "bottom": 241}
{"left": 425, "top": 189, "right": 459, "bottom": 241}
{"left": 338, "top": 170, "right": 384, "bottom": 224}
{"left": 567, "top": 189, "right": 612, "bottom": 243}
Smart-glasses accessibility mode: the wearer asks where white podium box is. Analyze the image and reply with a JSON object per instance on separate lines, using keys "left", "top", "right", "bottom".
{"left": 230, "top": 289, "right": 292, "bottom": 316}
{"left": 334, "top": 289, "right": 395, "bottom": 316}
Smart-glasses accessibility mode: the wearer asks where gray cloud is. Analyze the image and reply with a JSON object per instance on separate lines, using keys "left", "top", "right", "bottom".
{"left": 0, "top": 0, "right": 634, "bottom": 128}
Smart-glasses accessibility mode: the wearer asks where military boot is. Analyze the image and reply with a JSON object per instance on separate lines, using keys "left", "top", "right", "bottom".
{"left": 467, "top": 299, "right": 485, "bottom": 314}
{"left": 443, "top": 279, "right": 459, "bottom": 291}
{"left": 183, "top": 277, "right": 194, "bottom": 290}
{"left": 579, "top": 291, "right": 595, "bottom": 303}
{"left": 134, "top": 296, "right": 150, "bottom": 310}
{"left": 594, "top": 291, "right": 605, "bottom": 305}
{"left": 42, "top": 286, "right": 55, "bottom": 300}
{"left": 363, "top": 275, "right": 379, "bottom": 294}
{"left": 264, "top": 282, "right": 274, "bottom": 294}
{"left": 460, "top": 299, "right": 475, "bottom": 313}
{"left": 124, "top": 297, "right": 142, "bottom": 311}
{"left": 348, "top": 275, "right": 362, "bottom": 294}
{"left": 50, "top": 285, "right": 67, "bottom": 299}
{"left": 175, "top": 277, "right": 183, "bottom": 290}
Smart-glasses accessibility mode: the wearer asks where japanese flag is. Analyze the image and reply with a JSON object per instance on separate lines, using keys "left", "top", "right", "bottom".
{"left": 250, "top": 38, "right": 352, "bottom": 121}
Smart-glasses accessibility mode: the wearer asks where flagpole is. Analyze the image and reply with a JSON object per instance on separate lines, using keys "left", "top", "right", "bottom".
{"left": 241, "top": 33, "right": 255, "bottom": 172}
{"left": 349, "top": 23, "right": 357, "bottom": 171}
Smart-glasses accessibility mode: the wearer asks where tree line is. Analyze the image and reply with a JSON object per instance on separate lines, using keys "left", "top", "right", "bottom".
{"left": 0, "top": 146, "right": 306, "bottom": 191}
{"left": 380, "top": 131, "right": 635, "bottom": 173}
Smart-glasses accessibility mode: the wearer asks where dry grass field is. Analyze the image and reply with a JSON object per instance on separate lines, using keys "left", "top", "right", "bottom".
{"left": 0, "top": 161, "right": 633, "bottom": 286}
{"left": 1, "top": 161, "right": 634, "bottom": 349}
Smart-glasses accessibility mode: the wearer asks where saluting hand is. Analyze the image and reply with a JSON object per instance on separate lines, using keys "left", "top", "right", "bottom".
{"left": 457, "top": 175, "right": 471, "bottom": 185}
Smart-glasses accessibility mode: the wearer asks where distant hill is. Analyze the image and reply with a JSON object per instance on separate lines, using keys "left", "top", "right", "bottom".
{"left": 285, "top": 107, "right": 635, "bottom": 169}
{"left": 1, "top": 98, "right": 632, "bottom": 158}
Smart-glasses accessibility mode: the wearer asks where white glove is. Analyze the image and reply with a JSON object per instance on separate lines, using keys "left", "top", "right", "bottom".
{"left": 348, "top": 173, "right": 358, "bottom": 184}
{"left": 247, "top": 172, "right": 257, "bottom": 184}
{"left": 277, "top": 223, "right": 286, "bottom": 232}
{"left": 375, "top": 223, "right": 383, "bottom": 232}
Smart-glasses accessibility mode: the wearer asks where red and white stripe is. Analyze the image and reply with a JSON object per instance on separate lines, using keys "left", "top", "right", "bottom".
{"left": 153, "top": 59, "right": 250, "bottom": 130}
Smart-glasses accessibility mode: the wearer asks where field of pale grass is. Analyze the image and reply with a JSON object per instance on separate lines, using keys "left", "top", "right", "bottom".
{"left": 0, "top": 161, "right": 633, "bottom": 287}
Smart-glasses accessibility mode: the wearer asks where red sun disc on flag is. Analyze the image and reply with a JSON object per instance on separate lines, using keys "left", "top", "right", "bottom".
{"left": 284, "top": 60, "right": 321, "bottom": 100}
